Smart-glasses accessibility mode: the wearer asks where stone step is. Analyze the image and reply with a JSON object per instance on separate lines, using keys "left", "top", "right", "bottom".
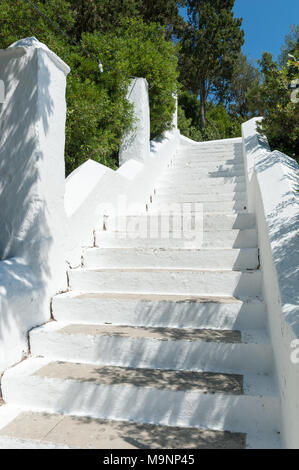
{"left": 68, "top": 267, "right": 262, "bottom": 297}
{"left": 1, "top": 358, "right": 279, "bottom": 437}
{"left": 52, "top": 293, "right": 266, "bottom": 330}
{"left": 151, "top": 191, "right": 247, "bottom": 204}
{"left": 83, "top": 248, "right": 258, "bottom": 270}
{"left": 102, "top": 212, "right": 255, "bottom": 232}
{"left": 95, "top": 228, "right": 257, "bottom": 249}
{"left": 27, "top": 323, "right": 272, "bottom": 374}
{"left": 149, "top": 200, "right": 248, "bottom": 213}
{"left": 0, "top": 409, "right": 247, "bottom": 449}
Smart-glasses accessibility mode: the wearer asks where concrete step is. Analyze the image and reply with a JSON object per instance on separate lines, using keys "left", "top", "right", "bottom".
{"left": 1, "top": 358, "right": 279, "bottom": 439}
{"left": 68, "top": 267, "right": 262, "bottom": 297}
{"left": 154, "top": 183, "right": 246, "bottom": 196}
{"left": 102, "top": 212, "right": 255, "bottom": 232}
{"left": 83, "top": 248, "right": 258, "bottom": 270}
{"left": 0, "top": 409, "right": 248, "bottom": 449}
{"left": 149, "top": 200, "right": 248, "bottom": 213}
{"left": 27, "top": 323, "right": 272, "bottom": 374}
{"left": 52, "top": 293, "right": 266, "bottom": 330}
{"left": 161, "top": 169, "right": 245, "bottom": 179}
{"left": 168, "top": 162, "right": 244, "bottom": 172}
{"left": 95, "top": 228, "right": 257, "bottom": 249}
{"left": 157, "top": 175, "right": 245, "bottom": 186}
{"left": 151, "top": 191, "right": 247, "bottom": 204}
{"left": 172, "top": 156, "right": 243, "bottom": 165}
{"left": 179, "top": 146, "right": 242, "bottom": 156}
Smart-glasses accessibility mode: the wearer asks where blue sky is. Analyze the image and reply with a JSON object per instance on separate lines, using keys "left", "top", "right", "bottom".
{"left": 180, "top": 1, "right": 299, "bottom": 64}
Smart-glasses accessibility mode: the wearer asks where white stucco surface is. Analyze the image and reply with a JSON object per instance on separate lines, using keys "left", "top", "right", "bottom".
{"left": 242, "top": 118, "right": 299, "bottom": 448}
{"left": 0, "top": 38, "right": 69, "bottom": 373}
{"left": 119, "top": 78, "right": 150, "bottom": 165}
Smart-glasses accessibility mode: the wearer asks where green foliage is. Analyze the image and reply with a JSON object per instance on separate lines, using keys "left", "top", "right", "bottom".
{"left": 52, "top": 0, "right": 185, "bottom": 40}
{"left": 178, "top": 100, "right": 242, "bottom": 141}
{"left": 279, "top": 24, "right": 299, "bottom": 67}
{"left": 225, "top": 53, "right": 260, "bottom": 118}
{"left": 246, "top": 51, "right": 299, "bottom": 162}
{"left": 81, "top": 18, "right": 178, "bottom": 139}
{"left": 0, "top": 2, "right": 178, "bottom": 174}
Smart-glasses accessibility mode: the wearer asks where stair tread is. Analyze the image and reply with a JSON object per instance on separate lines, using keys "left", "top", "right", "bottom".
{"left": 34, "top": 322, "right": 269, "bottom": 345}
{"left": 0, "top": 411, "right": 246, "bottom": 449}
{"left": 34, "top": 361, "right": 244, "bottom": 394}
{"left": 71, "top": 266, "right": 260, "bottom": 273}
{"left": 56, "top": 323, "right": 242, "bottom": 343}
{"left": 54, "top": 291, "right": 252, "bottom": 302}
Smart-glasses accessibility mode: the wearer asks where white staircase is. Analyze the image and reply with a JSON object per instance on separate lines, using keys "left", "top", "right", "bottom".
{"left": 0, "top": 137, "right": 281, "bottom": 449}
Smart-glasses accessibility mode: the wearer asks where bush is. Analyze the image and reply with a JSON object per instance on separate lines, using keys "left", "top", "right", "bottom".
{"left": 0, "top": 3, "right": 178, "bottom": 174}
{"left": 178, "top": 98, "right": 242, "bottom": 142}
{"left": 247, "top": 51, "right": 299, "bottom": 162}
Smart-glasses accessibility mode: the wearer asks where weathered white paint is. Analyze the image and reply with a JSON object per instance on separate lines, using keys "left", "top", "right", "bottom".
{"left": 68, "top": 267, "right": 262, "bottom": 297}
{"left": 27, "top": 325, "right": 272, "bottom": 374}
{"left": 1, "top": 357, "right": 279, "bottom": 445}
{"left": 95, "top": 227, "right": 257, "bottom": 249}
{"left": 65, "top": 128, "right": 180, "bottom": 263}
{"left": 0, "top": 38, "right": 69, "bottom": 373}
{"left": 83, "top": 247, "right": 258, "bottom": 270}
{"left": 242, "top": 118, "right": 299, "bottom": 448}
{"left": 1, "top": 120, "right": 283, "bottom": 448}
{"left": 52, "top": 292, "right": 266, "bottom": 330}
{"left": 119, "top": 78, "right": 150, "bottom": 165}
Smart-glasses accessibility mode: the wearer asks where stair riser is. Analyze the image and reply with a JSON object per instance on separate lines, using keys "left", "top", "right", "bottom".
{"left": 102, "top": 214, "right": 255, "bottom": 232}
{"left": 2, "top": 376, "right": 279, "bottom": 435}
{"left": 157, "top": 176, "right": 245, "bottom": 186}
{"left": 29, "top": 330, "right": 271, "bottom": 374}
{"left": 83, "top": 248, "right": 259, "bottom": 270}
{"left": 95, "top": 229, "right": 257, "bottom": 249}
{"left": 154, "top": 184, "right": 246, "bottom": 196}
{"left": 152, "top": 192, "right": 247, "bottom": 203}
{"left": 169, "top": 163, "right": 244, "bottom": 171}
{"left": 161, "top": 171, "right": 245, "bottom": 180}
{"left": 52, "top": 296, "right": 266, "bottom": 330}
{"left": 68, "top": 270, "right": 262, "bottom": 297}
{"left": 149, "top": 200, "right": 247, "bottom": 212}
{"left": 179, "top": 148, "right": 242, "bottom": 156}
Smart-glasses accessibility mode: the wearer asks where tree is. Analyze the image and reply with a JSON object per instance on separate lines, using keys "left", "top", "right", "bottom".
{"left": 59, "top": 0, "right": 186, "bottom": 40}
{"left": 139, "top": 0, "right": 187, "bottom": 39}
{"left": 246, "top": 51, "right": 299, "bottom": 161}
{"left": 0, "top": 1, "right": 178, "bottom": 174}
{"left": 69, "top": 0, "right": 141, "bottom": 39}
{"left": 179, "top": 0, "right": 244, "bottom": 128}
{"left": 227, "top": 53, "right": 260, "bottom": 118}
{"left": 279, "top": 24, "right": 299, "bottom": 67}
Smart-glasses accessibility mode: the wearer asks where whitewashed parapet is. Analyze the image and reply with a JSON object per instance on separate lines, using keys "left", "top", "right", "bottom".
{"left": 65, "top": 79, "right": 179, "bottom": 265}
{"left": 242, "top": 118, "right": 299, "bottom": 448}
{"left": 0, "top": 38, "right": 69, "bottom": 372}
{"left": 119, "top": 78, "right": 150, "bottom": 165}
{"left": 65, "top": 128, "right": 180, "bottom": 266}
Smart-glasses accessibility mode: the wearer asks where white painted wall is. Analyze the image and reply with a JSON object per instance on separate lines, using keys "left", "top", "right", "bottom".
{"left": 0, "top": 38, "right": 69, "bottom": 373}
{"left": 242, "top": 118, "right": 299, "bottom": 448}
